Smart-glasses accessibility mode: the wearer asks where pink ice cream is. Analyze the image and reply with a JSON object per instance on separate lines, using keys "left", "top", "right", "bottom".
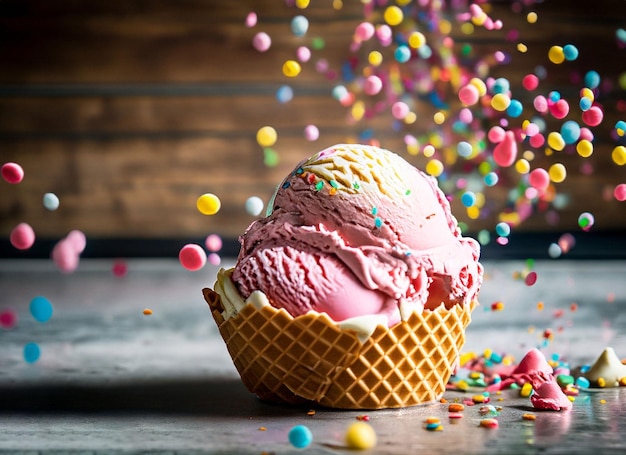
{"left": 231, "top": 144, "right": 483, "bottom": 326}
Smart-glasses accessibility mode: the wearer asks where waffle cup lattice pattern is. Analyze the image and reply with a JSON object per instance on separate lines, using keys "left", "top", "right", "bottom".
{"left": 204, "top": 288, "right": 475, "bottom": 409}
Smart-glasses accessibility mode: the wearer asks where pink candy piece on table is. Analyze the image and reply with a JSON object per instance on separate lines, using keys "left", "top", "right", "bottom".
{"left": 530, "top": 379, "right": 572, "bottom": 411}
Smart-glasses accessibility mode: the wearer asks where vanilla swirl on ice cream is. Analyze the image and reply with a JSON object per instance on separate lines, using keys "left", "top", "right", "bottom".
{"left": 229, "top": 144, "right": 483, "bottom": 327}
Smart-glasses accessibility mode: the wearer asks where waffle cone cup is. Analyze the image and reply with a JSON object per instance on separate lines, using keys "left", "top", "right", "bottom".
{"left": 203, "top": 275, "right": 476, "bottom": 409}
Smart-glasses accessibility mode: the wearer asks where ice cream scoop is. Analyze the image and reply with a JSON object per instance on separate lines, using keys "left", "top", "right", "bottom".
{"left": 230, "top": 144, "right": 483, "bottom": 326}
{"left": 582, "top": 347, "right": 626, "bottom": 387}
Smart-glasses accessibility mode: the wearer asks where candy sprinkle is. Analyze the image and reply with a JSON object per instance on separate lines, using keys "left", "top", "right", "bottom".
{"left": 522, "top": 413, "right": 537, "bottom": 421}
{"left": 143, "top": 308, "right": 153, "bottom": 316}
{"left": 448, "top": 403, "right": 465, "bottom": 413}
{"left": 479, "top": 418, "right": 499, "bottom": 429}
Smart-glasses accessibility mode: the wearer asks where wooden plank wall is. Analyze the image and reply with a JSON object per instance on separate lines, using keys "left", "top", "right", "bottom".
{"left": 0, "top": 0, "right": 625, "bottom": 246}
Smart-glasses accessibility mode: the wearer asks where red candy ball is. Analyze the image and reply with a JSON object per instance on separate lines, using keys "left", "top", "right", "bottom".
{"left": 1, "top": 162, "right": 24, "bottom": 184}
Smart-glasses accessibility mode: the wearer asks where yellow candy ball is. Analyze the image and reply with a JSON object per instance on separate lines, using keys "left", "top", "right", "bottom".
{"left": 256, "top": 126, "right": 277, "bottom": 147}
{"left": 406, "top": 142, "right": 419, "bottom": 156}
{"left": 548, "top": 45, "right": 565, "bottom": 64}
{"left": 580, "top": 87, "right": 594, "bottom": 101}
{"left": 368, "top": 51, "right": 383, "bottom": 66}
{"left": 472, "top": 13, "right": 486, "bottom": 26}
{"left": 345, "top": 422, "right": 377, "bottom": 450}
{"left": 282, "top": 60, "right": 301, "bottom": 78}
{"left": 408, "top": 31, "right": 426, "bottom": 48}
{"left": 547, "top": 132, "right": 565, "bottom": 151}
{"left": 423, "top": 144, "right": 435, "bottom": 157}
{"left": 196, "top": 193, "right": 221, "bottom": 215}
{"left": 461, "top": 22, "right": 474, "bottom": 35}
{"left": 515, "top": 159, "right": 530, "bottom": 174}
{"left": 467, "top": 205, "right": 480, "bottom": 220}
{"left": 295, "top": 0, "right": 310, "bottom": 8}
{"left": 613, "top": 145, "right": 626, "bottom": 165}
{"left": 351, "top": 101, "right": 365, "bottom": 121}
{"left": 404, "top": 111, "right": 417, "bottom": 124}
{"left": 384, "top": 5, "right": 403, "bottom": 26}
{"left": 491, "top": 93, "right": 511, "bottom": 111}
{"left": 520, "top": 382, "right": 533, "bottom": 397}
{"left": 527, "top": 11, "right": 538, "bottom": 23}
{"left": 439, "top": 19, "right": 452, "bottom": 34}
{"left": 433, "top": 111, "right": 445, "bottom": 125}
{"left": 470, "top": 77, "right": 487, "bottom": 96}
{"left": 549, "top": 163, "right": 567, "bottom": 183}
{"left": 426, "top": 159, "right": 444, "bottom": 177}
{"left": 576, "top": 139, "right": 593, "bottom": 157}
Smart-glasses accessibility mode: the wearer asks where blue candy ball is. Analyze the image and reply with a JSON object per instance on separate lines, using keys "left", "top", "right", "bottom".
{"left": 24, "top": 342, "right": 41, "bottom": 363}
{"left": 289, "top": 425, "right": 313, "bottom": 448}
{"left": 30, "top": 296, "right": 53, "bottom": 323}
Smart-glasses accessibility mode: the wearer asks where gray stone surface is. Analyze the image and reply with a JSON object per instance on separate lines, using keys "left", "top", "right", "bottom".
{"left": 0, "top": 259, "right": 625, "bottom": 454}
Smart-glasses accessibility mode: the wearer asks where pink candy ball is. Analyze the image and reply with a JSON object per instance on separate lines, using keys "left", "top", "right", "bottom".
{"left": 10, "top": 222, "right": 35, "bottom": 250}
{"left": 579, "top": 127, "right": 594, "bottom": 141}
{"left": 112, "top": 260, "right": 128, "bottom": 278}
{"left": 529, "top": 133, "right": 545, "bottom": 148}
{"left": 208, "top": 252, "right": 221, "bottom": 266}
{"left": 245, "top": 12, "right": 257, "bottom": 28}
{"left": 355, "top": 22, "right": 375, "bottom": 41}
{"left": 459, "top": 107, "right": 473, "bottom": 124}
{"left": 458, "top": 84, "right": 480, "bottom": 106}
{"left": 582, "top": 105, "right": 603, "bottom": 126}
{"left": 529, "top": 168, "right": 550, "bottom": 190}
{"left": 205, "top": 234, "right": 223, "bottom": 252}
{"left": 533, "top": 95, "right": 548, "bottom": 113}
{"left": 252, "top": 32, "right": 271, "bottom": 52}
{"left": 376, "top": 24, "right": 392, "bottom": 46}
{"left": 488, "top": 126, "right": 506, "bottom": 143}
{"left": 296, "top": 46, "right": 311, "bottom": 62}
{"left": 614, "top": 183, "right": 626, "bottom": 201}
{"left": 522, "top": 74, "right": 539, "bottom": 91}
{"left": 304, "top": 124, "right": 319, "bottom": 141}
{"left": 391, "top": 101, "right": 409, "bottom": 119}
{"left": 52, "top": 239, "right": 80, "bottom": 274}
{"left": 1, "top": 162, "right": 24, "bottom": 184}
{"left": 66, "top": 230, "right": 86, "bottom": 253}
{"left": 0, "top": 310, "right": 17, "bottom": 329}
{"left": 525, "top": 123, "right": 539, "bottom": 137}
{"left": 550, "top": 99, "right": 570, "bottom": 119}
{"left": 179, "top": 244, "right": 207, "bottom": 271}
{"left": 364, "top": 75, "right": 383, "bottom": 95}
